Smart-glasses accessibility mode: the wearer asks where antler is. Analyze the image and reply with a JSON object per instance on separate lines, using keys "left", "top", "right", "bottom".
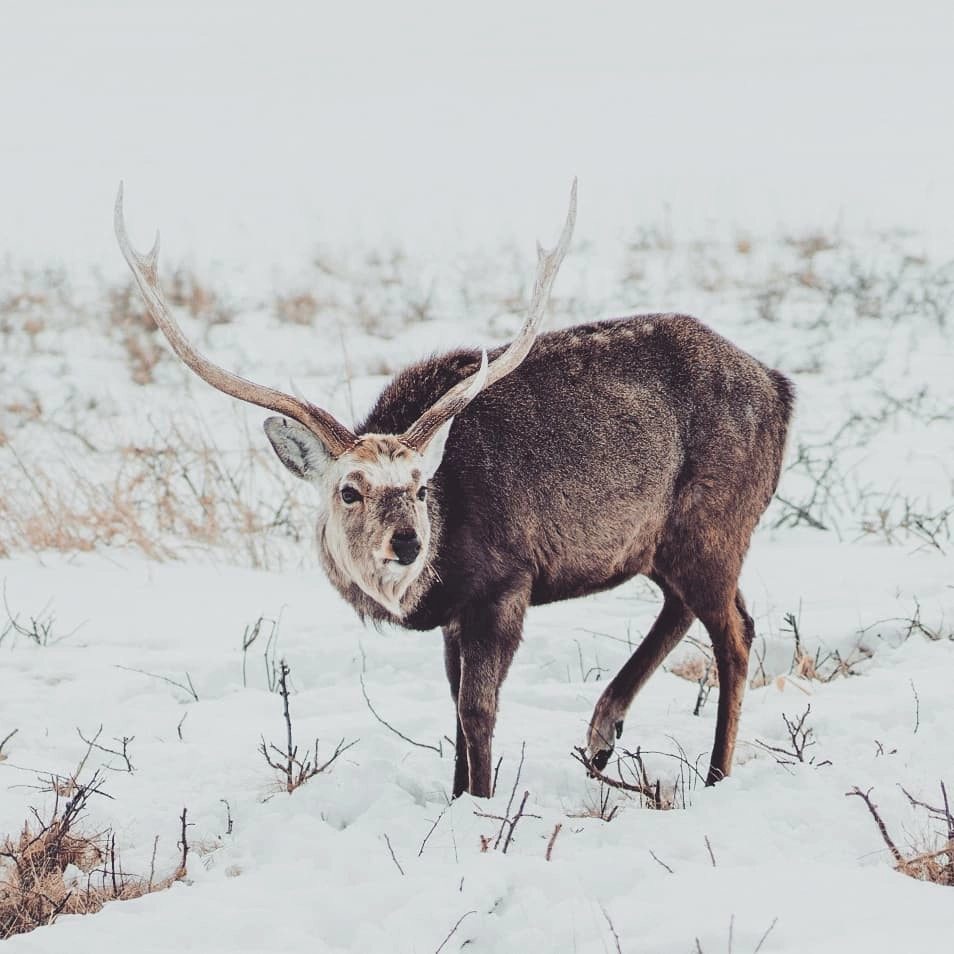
{"left": 400, "top": 178, "right": 577, "bottom": 451}
{"left": 114, "top": 184, "right": 358, "bottom": 457}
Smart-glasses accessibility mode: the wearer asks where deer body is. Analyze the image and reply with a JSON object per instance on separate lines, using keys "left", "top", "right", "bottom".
{"left": 115, "top": 183, "right": 793, "bottom": 799}
{"left": 346, "top": 315, "right": 792, "bottom": 795}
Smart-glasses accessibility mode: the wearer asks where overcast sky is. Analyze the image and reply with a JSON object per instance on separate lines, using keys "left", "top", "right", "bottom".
{"left": 3, "top": 1, "right": 952, "bottom": 272}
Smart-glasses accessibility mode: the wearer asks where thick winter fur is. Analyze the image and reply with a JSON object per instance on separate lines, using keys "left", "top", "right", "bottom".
{"left": 303, "top": 312, "right": 793, "bottom": 797}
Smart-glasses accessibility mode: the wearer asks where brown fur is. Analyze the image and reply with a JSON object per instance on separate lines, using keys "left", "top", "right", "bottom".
{"left": 323, "top": 312, "right": 796, "bottom": 796}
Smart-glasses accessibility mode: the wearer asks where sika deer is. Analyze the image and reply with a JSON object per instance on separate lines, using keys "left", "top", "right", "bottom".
{"left": 115, "top": 182, "right": 793, "bottom": 797}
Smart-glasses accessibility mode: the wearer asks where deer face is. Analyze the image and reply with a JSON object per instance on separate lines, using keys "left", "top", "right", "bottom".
{"left": 114, "top": 180, "right": 574, "bottom": 616}
{"left": 263, "top": 417, "right": 452, "bottom": 616}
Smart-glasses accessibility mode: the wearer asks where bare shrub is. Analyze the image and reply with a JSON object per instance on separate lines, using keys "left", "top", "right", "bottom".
{"left": 1, "top": 584, "right": 75, "bottom": 647}
{"left": 858, "top": 496, "right": 953, "bottom": 553}
{"left": 848, "top": 783, "right": 954, "bottom": 886}
{"left": 573, "top": 743, "right": 702, "bottom": 810}
{"left": 0, "top": 773, "right": 188, "bottom": 940}
{"left": 774, "top": 610, "right": 872, "bottom": 685}
{"left": 259, "top": 660, "right": 357, "bottom": 793}
{"left": 755, "top": 705, "right": 831, "bottom": 767}
{"left": 473, "top": 744, "right": 541, "bottom": 853}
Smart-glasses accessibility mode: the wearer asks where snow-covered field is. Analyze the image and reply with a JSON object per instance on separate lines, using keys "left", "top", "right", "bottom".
{"left": 3, "top": 3, "right": 954, "bottom": 952}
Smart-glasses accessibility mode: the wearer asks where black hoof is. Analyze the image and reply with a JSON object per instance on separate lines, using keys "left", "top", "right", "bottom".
{"left": 614, "top": 719, "right": 624, "bottom": 740}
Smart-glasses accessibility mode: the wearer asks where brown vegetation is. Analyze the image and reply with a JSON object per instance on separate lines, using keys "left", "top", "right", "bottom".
{"left": 0, "top": 773, "right": 188, "bottom": 940}
{"left": 848, "top": 782, "right": 954, "bottom": 887}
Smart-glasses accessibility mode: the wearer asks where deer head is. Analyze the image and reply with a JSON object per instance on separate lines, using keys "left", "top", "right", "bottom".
{"left": 114, "top": 182, "right": 576, "bottom": 615}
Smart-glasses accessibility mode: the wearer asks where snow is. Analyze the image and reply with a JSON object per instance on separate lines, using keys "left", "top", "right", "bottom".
{"left": 3, "top": 2, "right": 954, "bottom": 951}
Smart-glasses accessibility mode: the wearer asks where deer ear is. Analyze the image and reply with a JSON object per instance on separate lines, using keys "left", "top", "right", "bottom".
{"left": 419, "top": 417, "right": 454, "bottom": 480}
{"left": 263, "top": 417, "right": 334, "bottom": 481}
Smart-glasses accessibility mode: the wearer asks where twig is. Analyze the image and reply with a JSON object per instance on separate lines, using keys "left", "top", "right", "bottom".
{"left": 572, "top": 746, "right": 659, "bottom": 802}
{"left": 491, "top": 755, "right": 503, "bottom": 797}
{"left": 501, "top": 791, "right": 531, "bottom": 854}
{"left": 220, "top": 798, "right": 233, "bottom": 836}
{"left": 0, "top": 727, "right": 18, "bottom": 757}
{"left": 692, "top": 660, "right": 714, "bottom": 716}
{"left": 900, "top": 780, "right": 954, "bottom": 841}
{"left": 496, "top": 742, "right": 526, "bottom": 849}
{"left": 648, "top": 849, "right": 674, "bottom": 874}
{"left": 601, "top": 906, "right": 623, "bottom": 954}
{"left": 241, "top": 611, "right": 283, "bottom": 689}
{"left": 545, "top": 823, "right": 562, "bottom": 861}
{"left": 259, "top": 658, "right": 358, "bottom": 791}
{"left": 358, "top": 669, "right": 441, "bottom": 754}
{"left": 419, "top": 803, "right": 450, "bottom": 857}
{"left": 147, "top": 835, "right": 159, "bottom": 891}
{"left": 434, "top": 910, "right": 476, "bottom": 954}
{"left": 176, "top": 807, "right": 190, "bottom": 877}
{"left": 755, "top": 704, "right": 822, "bottom": 765}
{"left": 704, "top": 835, "right": 717, "bottom": 867}
{"left": 383, "top": 833, "right": 405, "bottom": 875}
{"left": 846, "top": 787, "right": 903, "bottom": 862}
{"left": 77, "top": 725, "right": 135, "bottom": 772}
{"left": 278, "top": 660, "right": 293, "bottom": 780}
{"left": 910, "top": 680, "right": 920, "bottom": 734}
{"left": 753, "top": 916, "right": 779, "bottom": 953}
{"left": 115, "top": 665, "right": 199, "bottom": 701}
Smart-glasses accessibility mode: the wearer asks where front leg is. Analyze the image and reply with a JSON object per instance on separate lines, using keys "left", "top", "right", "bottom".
{"left": 448, "top": 584, "right": 528, "bottom": 798}
{"left": 442, "top": 625, "right": 470, "bottom": 797}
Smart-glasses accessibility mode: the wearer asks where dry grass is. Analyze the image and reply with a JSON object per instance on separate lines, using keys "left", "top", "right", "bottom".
{"left": 669, "top": 650, "right": 719, "bottom": 687}
{"left": 0, "top": 773, "right": 187, "bottom": 940}
{"left": 107, "top": 282, "right": 165, "bottom": 384}
{"left": 165, "top": 269, "right": 234, "bottom": 326}
{"left": 849, "top": 783, "right": 954, "bottom": 887}
{"left": 896, "top": 841, "right": 954, "bottom": 885}
{"left": 274, "top": 290, "right": 320, "bottom": 326}
{"left": 2, "top": 229, "right": 951, "bottom": 569}
{"left": 0, "top": 421, "right": 307, "bottom": 567}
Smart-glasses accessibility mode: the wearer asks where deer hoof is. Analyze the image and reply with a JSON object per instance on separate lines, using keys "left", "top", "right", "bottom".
{"left": 587, "top": 695, "right": 626, "bottom": 772}
{"left": 590, "top": 746, "right": 612, "bottom": 772}
{"left": 588, "top": 722, "right": 624, "bottom": 774}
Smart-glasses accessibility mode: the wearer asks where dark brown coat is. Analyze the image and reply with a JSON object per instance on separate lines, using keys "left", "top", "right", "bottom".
{"left": 336, "top": 313, "right": 793, "bottom": 796}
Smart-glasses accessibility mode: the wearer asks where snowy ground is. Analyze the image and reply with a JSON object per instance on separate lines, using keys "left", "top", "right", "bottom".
{"left": 3, "top": 215, "right": 953, "bottom": 952}
{"left": 3, "top": 3, "right": 954, "bottom": 952}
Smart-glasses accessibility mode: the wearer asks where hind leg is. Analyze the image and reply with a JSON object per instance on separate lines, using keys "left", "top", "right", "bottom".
{"left": 685, "top": 586, "right": 754, "bottom": 785}
{"left": 587, "top": 578, "right": 695, "bottom": 769}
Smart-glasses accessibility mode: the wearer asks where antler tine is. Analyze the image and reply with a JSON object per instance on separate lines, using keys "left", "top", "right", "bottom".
{"left": 401, "top": 178, "right": 577, "bottom": 451}
{"left": 113, "top": 184, "right": 357, "bottom": 457}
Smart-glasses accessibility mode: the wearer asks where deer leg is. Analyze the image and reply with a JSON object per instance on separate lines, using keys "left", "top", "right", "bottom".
{"left": 698, "top": 589, "right": 754, "bottom": 785}
{"left": 442, "top": 625, "right": 470, "bottom": 798}
{"left": 452, "top": 589, "right": 527, "bottom": 798}
{"left": 587, "top": 582, "right": 695, "bottom": 770}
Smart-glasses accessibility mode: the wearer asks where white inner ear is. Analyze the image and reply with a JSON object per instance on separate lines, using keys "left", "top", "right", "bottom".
{"left": 263, "top": 417, "right": 334, "bottom": 482}
{"left": 420, "top": 417, "right": 454, "bottom": 480}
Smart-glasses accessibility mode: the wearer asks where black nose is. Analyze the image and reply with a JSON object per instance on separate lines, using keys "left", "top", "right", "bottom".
{"left": 391, "top": 529, "right": 421, "bottom": 565}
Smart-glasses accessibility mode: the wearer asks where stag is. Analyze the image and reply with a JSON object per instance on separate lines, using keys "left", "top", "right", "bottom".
{"left": 115, "top": 182, "right": 793, "bottom": 798}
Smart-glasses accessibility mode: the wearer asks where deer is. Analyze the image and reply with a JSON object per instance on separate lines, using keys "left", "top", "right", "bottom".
{"left": 114, "top": 181, "right": 794, "bottom": 798}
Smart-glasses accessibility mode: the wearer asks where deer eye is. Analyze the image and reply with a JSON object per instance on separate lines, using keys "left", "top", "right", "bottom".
{"left": 417, "top": 485, "right": 427, "bottom": 501}
{"left": 340, "top": 486, "right": 362, "bottom": 505}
